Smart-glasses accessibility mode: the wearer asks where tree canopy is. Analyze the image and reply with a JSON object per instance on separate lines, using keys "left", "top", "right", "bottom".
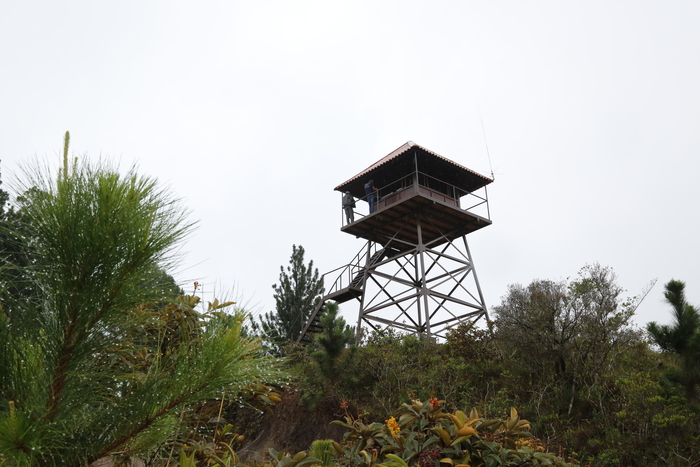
{"left": 492, "top": 263, "right": 643, "bottom": 416}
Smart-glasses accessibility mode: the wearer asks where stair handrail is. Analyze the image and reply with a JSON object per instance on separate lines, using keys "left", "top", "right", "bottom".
{"left": 322, "top": 242, "right": 385, "bottom": 296}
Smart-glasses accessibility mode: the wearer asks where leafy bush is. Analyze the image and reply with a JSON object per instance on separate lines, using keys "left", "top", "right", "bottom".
{"left": 255, "top": 398, "right": 575, "bottom": 467}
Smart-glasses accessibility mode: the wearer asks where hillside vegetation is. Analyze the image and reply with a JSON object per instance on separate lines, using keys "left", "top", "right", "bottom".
{"left": 1, "top": 143, "right": 698, "bottom": 466}
{"left": 280, "top": 268, "right": 700, "bottom": 466}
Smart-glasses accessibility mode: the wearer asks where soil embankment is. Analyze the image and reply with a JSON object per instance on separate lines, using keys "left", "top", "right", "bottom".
{"left": 237, "top": 389, "right": 346, "bottom": 462}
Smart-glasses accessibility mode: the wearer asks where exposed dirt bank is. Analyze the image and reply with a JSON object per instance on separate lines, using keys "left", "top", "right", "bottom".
{"left": 237, "top": 389, "right": 346, "bottom": 462}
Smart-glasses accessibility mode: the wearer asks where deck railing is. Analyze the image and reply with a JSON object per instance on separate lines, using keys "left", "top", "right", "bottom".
{"left": 341, "top": 171, "right": 490, "bottom": 227}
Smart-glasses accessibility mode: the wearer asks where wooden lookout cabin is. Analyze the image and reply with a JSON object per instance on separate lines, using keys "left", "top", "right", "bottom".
{"left": 298, "top": 141, "right": 493, "bottom": 343}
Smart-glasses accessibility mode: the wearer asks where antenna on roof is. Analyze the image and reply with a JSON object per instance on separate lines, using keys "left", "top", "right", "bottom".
{"left": 478, "top": 107, "right": 495, "bottom": 180}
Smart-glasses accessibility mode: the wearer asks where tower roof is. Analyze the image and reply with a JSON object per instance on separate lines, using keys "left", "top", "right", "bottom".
{"left": 335, "top": 142, "right": 493, "bottom": 198}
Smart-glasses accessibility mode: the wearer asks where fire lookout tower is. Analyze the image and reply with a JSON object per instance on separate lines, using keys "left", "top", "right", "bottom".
{"left": 298, "top": 142, "right": 493, "bottom": 343}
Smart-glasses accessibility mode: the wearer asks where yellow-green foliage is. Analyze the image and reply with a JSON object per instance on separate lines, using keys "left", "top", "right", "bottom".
{"left": 330, "top": 398, "right": 576, "bottom": 467}
{"left": 310, "top": 439, "right": 335, "bottom": 466}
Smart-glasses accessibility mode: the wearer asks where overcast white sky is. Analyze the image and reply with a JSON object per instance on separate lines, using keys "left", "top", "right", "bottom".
{"left": 2, "top": 1, "right": 699, "bottom": 330}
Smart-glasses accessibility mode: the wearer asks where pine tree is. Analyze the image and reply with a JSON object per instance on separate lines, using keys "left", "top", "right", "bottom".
{"left": 310, "top": 302, "right": 356, "bottom": 381}
{"left": 0, "top": 142, "right": 284, "bottom": 465}
{"left": 255, "top": 244, "right": 324, "bottom": 354}
{"left": 647, "top": 279, "right": 700, "bottom": 401}
{"left": 299, "top": 302, "right": 356, "bottom": 408}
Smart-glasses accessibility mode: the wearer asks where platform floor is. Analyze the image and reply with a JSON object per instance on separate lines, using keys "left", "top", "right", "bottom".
{"left": 341, "top": 190, "right": 491, "bottom": 250}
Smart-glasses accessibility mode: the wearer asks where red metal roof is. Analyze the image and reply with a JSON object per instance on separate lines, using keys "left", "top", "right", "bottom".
{"left": 334, "top": 141, "right": 492, "bottom": 191}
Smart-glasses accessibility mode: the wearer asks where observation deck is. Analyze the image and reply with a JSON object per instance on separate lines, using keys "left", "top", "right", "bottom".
{"left": 336, "top": 142, "right": 493, "bottom": 251}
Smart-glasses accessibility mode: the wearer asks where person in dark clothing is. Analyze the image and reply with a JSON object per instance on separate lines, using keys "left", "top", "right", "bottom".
{"left": 342, "top": 191, "right": 355, "bottom": 223}
{"left": 364, "top": 179, "right": 378, "bottom": 213}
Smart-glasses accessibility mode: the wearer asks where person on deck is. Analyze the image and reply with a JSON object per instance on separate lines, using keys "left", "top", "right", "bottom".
{"left": 364, "top": 179, "right": 378, "bottom": 213}
{"left": 342, "top": 191, "right": 355, "bottom": 224}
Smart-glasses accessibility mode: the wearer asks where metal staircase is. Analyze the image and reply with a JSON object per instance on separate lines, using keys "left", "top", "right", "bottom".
{"left": 297, "top": 244, "right": 391, "bottom": 344}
